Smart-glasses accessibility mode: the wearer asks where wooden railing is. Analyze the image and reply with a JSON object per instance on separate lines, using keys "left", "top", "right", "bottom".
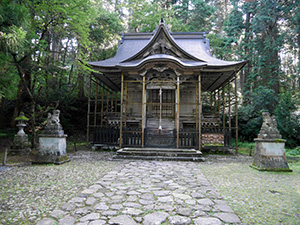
{"left": 93, "top": 127, "right": 119, "bottom": 145}
{"left": 122, "top": 128, "right": 143, "bottom": 147}
{"left": 179, "top": 129, "right": 198, "bottom": 148}
{"left": 93, "top": 126, "right": 232, "bottom": 148}
{"left": 178, "top": 128, "right": 232, "bottom": 148}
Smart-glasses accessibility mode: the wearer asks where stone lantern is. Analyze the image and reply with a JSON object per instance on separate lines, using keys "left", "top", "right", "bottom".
{"left": 10, "top": 112, "right": 31, "bottom": 155}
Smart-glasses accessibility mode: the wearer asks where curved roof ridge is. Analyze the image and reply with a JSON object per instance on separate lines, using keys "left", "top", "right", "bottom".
{"left": 118, "top": 54, "right": 207, "bottom": 69}
{"left": 121, "top": 21, "right": 205, "bottom": 63}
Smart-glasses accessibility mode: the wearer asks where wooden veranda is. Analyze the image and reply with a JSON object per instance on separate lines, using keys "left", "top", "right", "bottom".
{"left": 87, "top": 73, "right": 240, "bottom": 151}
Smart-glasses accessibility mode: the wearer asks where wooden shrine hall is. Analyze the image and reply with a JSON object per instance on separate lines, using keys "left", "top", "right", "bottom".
{"left": 87, "top": 19, "right": 247, "bottom": 155}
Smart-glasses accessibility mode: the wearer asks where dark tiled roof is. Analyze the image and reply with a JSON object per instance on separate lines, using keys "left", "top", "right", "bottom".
{"left": 89, "top": 24, "right": 245, "bottom": 68}
{"left": 89, "top": 21, "right": 247, "bottom": 92}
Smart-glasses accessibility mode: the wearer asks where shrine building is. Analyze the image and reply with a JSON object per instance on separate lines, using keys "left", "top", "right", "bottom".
{"left": 87, "top": 19, "right": 247, "bottom": 154}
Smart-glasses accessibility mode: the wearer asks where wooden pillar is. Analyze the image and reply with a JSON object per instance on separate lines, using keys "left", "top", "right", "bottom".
{"left": 210, "top": 92, "right": 213, "bottom": 113}
{"left": 217, "top": 89, "right": 220, "bottom": 128}
{"left": 196, "top": 81, "right": 199, "bottom": 130}
{"left": 176, "top": 76, "right": 180, "bottom": 148}
{"left": 114, "top": 94, "right": 118, "bottom": 112}
{"left": 214, "top": 91, "right": 217, "bottom": 114}
{"left": 198, "top": 74, "right": 202, "bottom": 151}
{"left": 125, "top": 82, "right": 128, "bottom": 127}
{"left": 120, "top": 74, "right": 124, "bottom": 148}
{"left": 142, "top": 76, "right": 146, "bottom": 147}
{"left": 94, "top": 84, "right": 98, "bottom": 126}
{"left": 100, "top": 86, "right": 104, "bottom": 127}
{"left": 111, "top": 92, "right": 114, "bottom": 112}
{"left": 235, "top": 76, "right": 239, "bottom": 152}
{"left": 228, "top": 82, "right": 231, "bottom": 131}
{"left": 106, "top": 89, "right": 109, "bottom": 113}
{"left": 222, "top": 86, "right": 225, "bottom": 130}
{"left": 87, "top": 74, "right": 92, "bottom": 142}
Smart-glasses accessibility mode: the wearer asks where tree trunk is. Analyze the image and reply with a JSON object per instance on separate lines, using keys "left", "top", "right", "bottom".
{"left": 78, "top": 73, "right": 85, "bottom": 98}
{"left": 11, "top": 80, "right": 23, "bottom": 127}
{"left": 30, "top": 100, "right": 36, "bottom": 148}
{"left": 298, "top": 34, "right": 300, "bottom": 89}
{"left": 241, "top": 11, "right": 251, "bottom": 103}
{"left": 0, "top": 97, "right": 5, "bottom": 129}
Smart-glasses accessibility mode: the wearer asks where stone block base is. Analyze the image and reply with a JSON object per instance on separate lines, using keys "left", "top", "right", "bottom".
{"left": 38, "top": 136, "right": 67, "bottom": 156}
{"left": 251, "top": 156, "right": 292, "bottom": 172}
{"left": 33, "top": 135, "right": 69, "bottom": 164}
{"left": 9, "top": 147, "right": 31, "bottom": 156}
{"left": 251, "top": 139, "right": 292, "bottom": 172}
{"left": 33, "top": 154, "right": 70, "bottom": 165}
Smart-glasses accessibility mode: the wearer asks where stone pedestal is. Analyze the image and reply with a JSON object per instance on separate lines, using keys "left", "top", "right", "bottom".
{"left": 34, "top": 110, "right": 69, "bottom": 164}
{"left": 251, "top": 139, "right": 292, "bottom": 172}
{"left": 250, "top": 112, "right": 292, "bottom": 172}
{"left": 10, "top": 122, "right": 31, "bottom": 155}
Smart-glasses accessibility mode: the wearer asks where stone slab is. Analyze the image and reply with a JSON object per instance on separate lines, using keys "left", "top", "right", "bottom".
{"left": 252, "top": 139, "right": 292, "bottom": 172}
{"left": 37, "top": 161, "right": 241, "bottom": 225}
{"left": 39, "top": 136, "right": 67, "bottom": 155}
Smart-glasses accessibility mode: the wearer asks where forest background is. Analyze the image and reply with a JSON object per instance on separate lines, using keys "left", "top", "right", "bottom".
{"left": 0, "top": 0, "right": 300, "bottom": 148}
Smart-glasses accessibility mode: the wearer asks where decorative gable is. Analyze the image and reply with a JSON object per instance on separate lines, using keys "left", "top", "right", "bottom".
{"left": 122, "top": 21, "right": 202, "bottom": 63}
{"left": 142, "top": 32, "right": 183, "bottom": 58}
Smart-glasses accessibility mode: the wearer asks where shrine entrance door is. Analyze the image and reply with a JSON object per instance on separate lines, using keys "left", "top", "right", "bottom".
{"left": 145, "top": 87, "right": 176, "bottom": 147}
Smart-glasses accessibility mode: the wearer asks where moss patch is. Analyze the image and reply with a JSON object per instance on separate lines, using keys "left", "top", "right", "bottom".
{"left": 199, "top": 159, "right": 300, "bottom": 225}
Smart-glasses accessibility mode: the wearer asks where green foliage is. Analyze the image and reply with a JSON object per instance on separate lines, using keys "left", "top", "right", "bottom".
{"left": 0, "top": 0, "right": 29, "bottom": 28}
{"left": 235, "top": 141, "right": 255, "bottom": 155}
{"left": 125, "top": 0, "right": 186, "bottom": 33}
{"left": 89, "top": 5, "right": 122, "bottom": 61}
{"left": 239, "top": 89, "right": 300, "bottom": 146}
{"left": 238, "top": 86, "right": 278, "bottom": 142}
{"left": 0, "top": 0, "right": 29, "bottom": 100}
{"left": 248, "top": 86, "right": 278, "bottom": 113}
{"left": 275, "top": 93, "right": 300, "bottom": 147}
{"left": 189, "top": 0, "right": 215, "bottom": 31}
{"left": 206, "top": 33, "right": 226, "bottom": 59}
{"left": 173, "top": 0, "right": 215, "bottom": 32}
{"left": 286, "top": 147, "right": 300, "bottom": 157}
{"left": 0, "top": 25, "right": 27, "bottom": 53}
{"left": 0, "top": 54, "right": 19, "bottom": 99}
{"left": 238, "top": 106, "right": 262, "bottom": 142}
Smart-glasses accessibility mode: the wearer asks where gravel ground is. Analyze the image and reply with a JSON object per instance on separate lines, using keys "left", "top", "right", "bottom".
{"left": 1, "top": 151, "right": 299, "bottom": 225}
{"left": 0, "top": 151, "right": 124, "bottom": 225}
{"left": 199, "top": 155, "right": 300, "bottom": 225}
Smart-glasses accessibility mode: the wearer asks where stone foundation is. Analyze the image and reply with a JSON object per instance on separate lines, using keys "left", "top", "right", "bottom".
{"left": 251, "top": 139, "right": 292, "bottom": 172}
{"left": 34, "top": 135, "right": 69, "bottom": 164}
{"left": 202, "top": 133, "right": 224, "bottom": 145}
{"left": 10, "top": 134, "right": 31, "bottom": 155}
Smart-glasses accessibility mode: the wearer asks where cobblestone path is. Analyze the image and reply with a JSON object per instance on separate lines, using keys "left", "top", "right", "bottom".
{"left": 37, "top": 161, "right": 242, "bottom": 225}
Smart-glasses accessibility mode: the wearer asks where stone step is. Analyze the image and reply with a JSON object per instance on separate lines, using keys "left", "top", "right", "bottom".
{"left": 118, "top": 151, "right": 203, "bottom": 158}
{"left": 121, "top": 147, "right": 199, "bottom": 152}
{"left": 113, "top": 155, "right": 205, "bottom": 162}
{"left": 113, "top": 148, "right": 205, "bottom": 162}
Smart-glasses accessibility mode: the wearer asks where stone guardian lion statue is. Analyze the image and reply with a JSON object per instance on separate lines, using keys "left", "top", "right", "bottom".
{"left": 47, "top": 110, "right": 61, "bottom": 127}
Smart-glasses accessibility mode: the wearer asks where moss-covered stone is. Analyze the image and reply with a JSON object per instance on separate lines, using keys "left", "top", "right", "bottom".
{"left": 250, "top": 164, "right": 292, "bottom": 172}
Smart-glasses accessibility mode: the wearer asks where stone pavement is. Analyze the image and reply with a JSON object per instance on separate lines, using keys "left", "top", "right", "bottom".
{"left": 37, "top": 161, "right": 242, "bottom": 225}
